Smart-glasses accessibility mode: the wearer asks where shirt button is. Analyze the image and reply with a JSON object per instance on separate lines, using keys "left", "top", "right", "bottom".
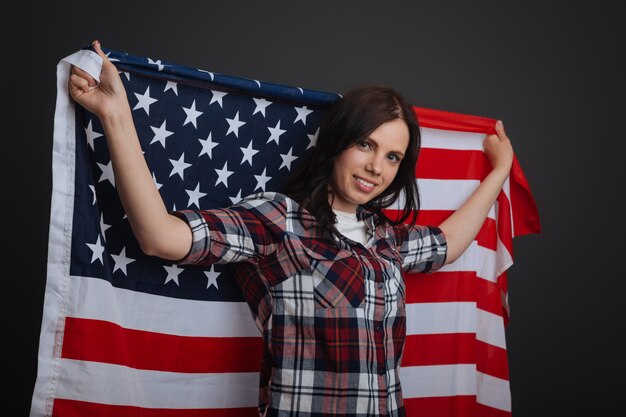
{"left": 378, "top": 366, "right": 385, "bottom": 375}
{"left": 375, "top": 325, "right": 382, "bottom": 332}
{"left": 377, "top": 282, "right": 383, "bottom": 289}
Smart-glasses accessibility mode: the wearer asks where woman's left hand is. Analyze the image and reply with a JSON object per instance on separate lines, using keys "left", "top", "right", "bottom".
{"left": 483, "top": 120, "right": 514, "bottom": 174}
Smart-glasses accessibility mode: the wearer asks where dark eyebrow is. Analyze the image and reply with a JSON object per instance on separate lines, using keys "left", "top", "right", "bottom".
{"left": 365, "top": 136, "right": 405, "bottom": 158}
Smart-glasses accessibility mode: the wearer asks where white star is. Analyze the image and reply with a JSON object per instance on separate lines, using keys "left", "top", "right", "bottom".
{"left": 86, "top": 235, "right": 105, "bottom": 265}
{"left": 229, "top": 189, "right": 243, "bottom": 205}
{"left": 293, "top": 105, "right": 313, "bottom": 125}
{"left": 133, "top": 86, "right": 158, "bottom": 115}
{"left": 209, "top": 90, "right": 227, "bottom": 107}
{"left": 122, "top": 71, "right": 130, "bottom": 81}
{"left": 186, "top": 183, "right": 207, "bottom": 208}
{"left": 215, "top": 161, "right": 234, "bottom": 187}
{"left": 204, "top": 266, "right": 220, "bottom": 289}
{"left": 163, "top": 264, "right": 184, "bottom": 286}
{"left": 307, "top": 127, "right": 320, "bottom": 149}
{"left": 100, "top": 213, "right": 111, "bottom": 241}
{"left": 97, "top": 161, "right": 115, "bottom": 187}
{"left": 169, "top": 153, "right": 192, "bottom": 180}
{"left": 182, "top": 100, "right": 203, "bottom": 128}
{"left": 164, "top": 80, "right": 178, "bottom": 95}
{"left": 150, "top": 120, "right": 175, "bottom": 148}
{"left": 111, "top": 247, "right": 135, "bottom": 276}
{"left": 89, "top": 185, "right": 96, "bottom": 205}
{"left": 267, "top": 120, "right": 286, "bottom": 145}
{"left": 85, "top": 120, "right": 103, "bottom": 150}
{"left": 225, "top": 111, "right": 246, "bottom": 138}
{"left": 240, "top": 140, "right": 259, "bottom": 166}
{"left": 254, "top": 168, "right": 272, "bottom": 192}
{"left": 279, "top": 147, "right": 298, "bottom": 171}
{"left": 253, "top": 98, "right": 272, "bottom": 117}
{"left": 147, "top": 58, "right": 165, "bottom": 71}
{"left": 198, "top": 132, "right": 219, "bottom": 159}
{"left": 152, "top": 172, "right": 163, "bottom": 190}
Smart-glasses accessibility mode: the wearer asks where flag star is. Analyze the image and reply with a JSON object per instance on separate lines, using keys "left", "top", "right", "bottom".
{"left": 169, "top": 153, "right": 192, "bottom": 180}
{"left": 89, "top": 185, "right": 96, "bottom": 205}
{"left": 163, "top": 264, "right": 184, "bottom": 286}
{"left": 97, "top": 161, "right": 115, "bottom": 187}
{"left": 86, "top": 235, "right": 105, "bottom": 265}
{"left": 267, "top": 120, "right": 286, "bottom": 145}
{"left": 150, "top": 120, "right": 175, "bottom": 148}
{"left": 253, "top": 80, "right": 261, "bottom": 87}
{"left": 254, "top": 168, "right": 272, "bottom": 192}
{"left": 133, "top": 86, "right": 158, "bottom": 115}
{"left": 293, "top": 105, "right": 313, "bottom": 125}
{"left": 209, "top": 90, "right": 227, "bottom": 107}
{"left": 152, "top": 172, "right": 163, "bottom": 190}
{"left": 186, "top": 183, "right": 207, "bottom": 208}
{"left": 100, "top": 213, "right": 111, "bottom": 241}
{"left": 253, "top": 97, "right": 272, "bottom": 117}
{"left": 147, "top": 58, "right": 165, "bottom": 71}
{"left": 111, "top": 247, "right": 135, "bottom": 276}
{"left": 279, "top": 147, "right": 298, "bottom": 171}
{"left": 182, "top": 100, "right": 203, "bottom": 128}
{"left": 215, "top": 161, "right": 234, "bottom": 187}
{"left": 198, "top": 132, "right": 219, "bottom": 158}
{"left": 307, "top": 127, "right": 320, "bottom": 149}
{"left": 225, "top": 111, "right": 246, "bottom": 138}
{"left": 85, "top": 120, "right": 103, "bottom": 150}
{"left": 123, "top": 71, "right": 131, "bottom": 81}
{"left": 229, "top": 189, "right": 243, "bottom": 205}
{"left": 240, "top": 140, "right": 259, "bottom": 166}
{"left": 164, "top": 80, "right": 178, "bottom": 95}
{"left": 204, "top": 266, "right": 220, "bottom": 289}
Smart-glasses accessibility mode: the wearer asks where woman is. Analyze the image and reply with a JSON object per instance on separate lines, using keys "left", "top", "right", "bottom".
{"left": 69, "top": 40, "right": 513, "bottom": 417}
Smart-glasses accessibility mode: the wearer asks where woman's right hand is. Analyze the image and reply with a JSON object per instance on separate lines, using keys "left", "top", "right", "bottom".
{"left": 68, "top": 40, "right": 131, "bottom": 121}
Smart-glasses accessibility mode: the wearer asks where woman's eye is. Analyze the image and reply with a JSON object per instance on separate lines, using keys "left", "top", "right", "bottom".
{"left": 387, "top": 154, "right": 400, "bottom": 162}
{"left": 357, "top": 140, "right": 369, "bottom": 149}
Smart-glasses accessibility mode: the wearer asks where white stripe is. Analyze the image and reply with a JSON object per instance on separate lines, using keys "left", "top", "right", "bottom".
{"left": 405, "top": 302, "right": 476, "bottom": 335}
{"left": 55, "top": 359, "right": 259, "bottom": 408}
{"left": 405, "top": 300, "right": 506, "bottom": 349}
{"left": 477, "top": 371, "right": 512, "bottom": 411}
{"left": 420, "top": 127, "right": 486, "bottom": 151}
{"left": 391, "top": 178, "right": 497, "bottom": 219}
{"left": 68, "top": 275, "right": 260, "bottom": 337}
{"left": 399, "top": 364, "right": 477, "bottom": 397}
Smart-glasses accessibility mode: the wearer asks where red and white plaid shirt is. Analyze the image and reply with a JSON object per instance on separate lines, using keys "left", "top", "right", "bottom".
{"left": 173, "top": 192, "right": 447, "bottom": 417}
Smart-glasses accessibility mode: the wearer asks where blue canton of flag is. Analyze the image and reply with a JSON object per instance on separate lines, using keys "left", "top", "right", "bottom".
{"left": 71, "top": 46, "right": 340, "bottom": 302}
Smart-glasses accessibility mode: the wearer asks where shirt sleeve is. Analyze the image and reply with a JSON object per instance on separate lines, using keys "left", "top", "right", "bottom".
{"left": 395, "top": 224, "right": 448, "bottom": 273}
{"left": 171, "top": 202, "right": 281, "bottom": 267}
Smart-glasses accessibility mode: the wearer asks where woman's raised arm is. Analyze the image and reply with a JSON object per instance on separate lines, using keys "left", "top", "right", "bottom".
{"left": 69, "top": 40, "right": 192, "bottom": 261}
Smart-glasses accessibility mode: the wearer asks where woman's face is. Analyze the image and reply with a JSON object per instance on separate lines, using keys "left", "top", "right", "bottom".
{"left": 330, "top": 118, "right": 410, "bottom": 212}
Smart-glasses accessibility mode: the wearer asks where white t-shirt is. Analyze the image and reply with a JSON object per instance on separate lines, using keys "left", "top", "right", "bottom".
{"left": 333, "top": 209, "right": 371, "bottom": 246}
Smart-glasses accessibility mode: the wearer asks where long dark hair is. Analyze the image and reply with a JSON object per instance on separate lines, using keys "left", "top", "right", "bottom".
{"left": 282, "top": 84, "right": 421, "bottom": 238}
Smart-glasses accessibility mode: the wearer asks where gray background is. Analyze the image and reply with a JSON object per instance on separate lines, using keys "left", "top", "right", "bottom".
{"left": 4, "top": 1, "right": 623, "bottom": 416}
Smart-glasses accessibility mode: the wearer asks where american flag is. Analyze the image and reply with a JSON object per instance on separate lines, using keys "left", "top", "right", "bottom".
{"left": 31, "top": 46, "right": 540, "bottom": 417}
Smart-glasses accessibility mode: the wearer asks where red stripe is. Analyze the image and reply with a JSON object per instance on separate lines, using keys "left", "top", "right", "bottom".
{"left": 417, "top": 148, "right": 491, "bottom": 180}
{"left": 384, "top": 209, "right": 497, "bottom": 251}
{"left": 404, "top": 395, "right": 478, "bottom": 417}
{"left": 405, "top": 270, "right": 505, "bottom": 317}
{"left": 52, "top": 399, "right": 257, "bottom": 417}
{"left": 402, "top": 333, "right": 476, "bottom": 366}
{"left": 404, "top": 396, "right": 511, "bottom": 417}
{"left": 61, "top": 317, "right": 262, "bottom": 373}
{"left": 476, "top": 339, "right": 510, "bottom": 380}
{"left": 413, "top": 106, "right": 497, "bottom": 134}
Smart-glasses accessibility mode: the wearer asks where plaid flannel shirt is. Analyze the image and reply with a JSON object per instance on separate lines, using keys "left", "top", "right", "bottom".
{"left": 173, "top": 192, "right": 447, "bottom": 417}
